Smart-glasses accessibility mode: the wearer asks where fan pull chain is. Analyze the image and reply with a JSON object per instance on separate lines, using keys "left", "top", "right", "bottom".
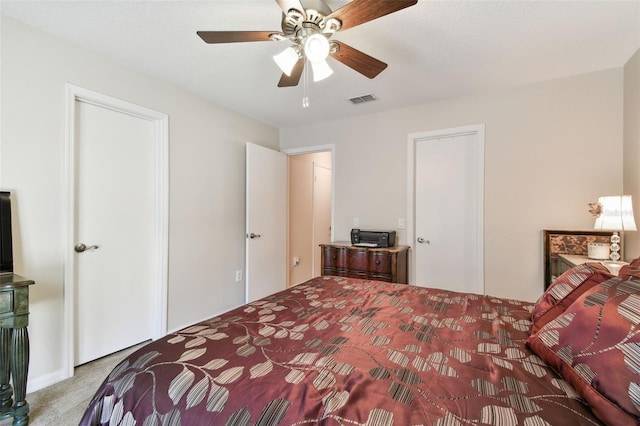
{"left": 302, "top": 59, "right": 310, "bottom": 108}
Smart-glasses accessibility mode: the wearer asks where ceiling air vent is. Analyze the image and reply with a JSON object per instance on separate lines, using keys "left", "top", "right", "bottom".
{"left": 348, "top": 94, "right": 377, "bottom": 105}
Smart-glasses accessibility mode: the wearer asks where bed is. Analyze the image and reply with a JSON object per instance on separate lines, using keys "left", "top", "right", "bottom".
{"left": 80, "top": 267, "right": 640, "bottom": 426}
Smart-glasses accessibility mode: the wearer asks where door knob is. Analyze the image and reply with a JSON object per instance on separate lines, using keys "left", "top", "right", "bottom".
{"left": 248, "top": 233, "right": 261, "bottom": 239}
{"left": 417, "top": 237, "right": 430, "bottom": 244}
{"left": 75, "top": 243, "right": 99, "bottom": 253}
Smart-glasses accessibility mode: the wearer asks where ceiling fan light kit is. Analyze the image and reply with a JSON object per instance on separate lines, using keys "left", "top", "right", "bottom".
{"left": 197, "top": 0, "right": 418, "bottom": 87}
{"left": 273, "top": 30, "right": 334, "bottom": 82}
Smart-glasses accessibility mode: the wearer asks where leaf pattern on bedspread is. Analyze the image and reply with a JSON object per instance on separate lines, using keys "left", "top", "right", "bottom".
{"left": 80, "top": 276, "right": 604, "bottom": 426}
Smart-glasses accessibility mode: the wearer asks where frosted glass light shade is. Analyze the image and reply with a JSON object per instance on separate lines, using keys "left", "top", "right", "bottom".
{"left": 304, "top": 33, "right": 330, "bottom": 62}
{"left": 310, "top": 59, "right": 333, "bottom": 82}
{"left": 273, "top": 47, "right": 299, "bottom": 76}
{"left": 594, "top": 195, "right": 637, "bottom": 231}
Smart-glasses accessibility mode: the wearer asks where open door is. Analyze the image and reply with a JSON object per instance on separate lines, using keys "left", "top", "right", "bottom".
{"left": 246, "top": 143, "right": 287, "bottom": 303}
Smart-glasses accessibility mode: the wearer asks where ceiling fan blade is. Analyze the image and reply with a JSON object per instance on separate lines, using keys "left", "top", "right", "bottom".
{"left": 275, "top": 0, "right": 306, "bottom": 16}
{"left": 278, "top": 58, "right": 305, "bottom": 87}
{"left": 328, "top": 0, "right": 418, "bottom": 31}
{"left": 197, "top": 31, "right": 278, "bottom": 44}
{"left": 330, "top": 41, "right": 387, "bottom": 79}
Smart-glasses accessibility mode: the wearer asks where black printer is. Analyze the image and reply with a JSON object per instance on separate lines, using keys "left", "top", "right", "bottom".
{"left": 350, "top": 229, "right": 396, "bottom": 248}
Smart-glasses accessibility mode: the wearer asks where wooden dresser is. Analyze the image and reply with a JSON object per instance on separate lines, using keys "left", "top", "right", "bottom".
{"left": 320, "top": 242, "right": 409, "bottom": 284}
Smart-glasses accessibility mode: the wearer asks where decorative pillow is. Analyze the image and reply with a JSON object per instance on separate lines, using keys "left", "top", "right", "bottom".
{"left": 531, "top": 263, "right": 613, "bottom": 333}
{"left": 619, "top": 257, "right": 640, "bottom": 278}
{"left": 527, "top": 276, "right": 640, "bottom": 426}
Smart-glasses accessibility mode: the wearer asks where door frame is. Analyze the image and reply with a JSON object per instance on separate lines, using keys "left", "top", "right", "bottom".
{"left": 281, "top": 144, "right": 335, "bottom": 285}
{"left": 63, "top": 84, "right": 169, "bottom": 378}
{"left": 406, "top": 124, "right": 485, "bottom": 290}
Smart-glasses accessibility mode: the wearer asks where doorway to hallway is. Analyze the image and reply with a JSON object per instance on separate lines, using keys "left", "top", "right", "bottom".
{"left": 287, "top": 150, "right": 333, "bottom": 286}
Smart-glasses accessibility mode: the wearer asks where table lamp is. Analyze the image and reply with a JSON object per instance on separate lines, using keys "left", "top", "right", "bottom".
{"left": 589, "top": 195, "right": 637, "bottom": 262}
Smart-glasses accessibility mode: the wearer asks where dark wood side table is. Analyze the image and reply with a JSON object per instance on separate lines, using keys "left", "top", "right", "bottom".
{"left": 320, "top": 242, "right": 409, "bottom": 284}
{"left": 0, "top": 274, "right": 34, "bottom": 426}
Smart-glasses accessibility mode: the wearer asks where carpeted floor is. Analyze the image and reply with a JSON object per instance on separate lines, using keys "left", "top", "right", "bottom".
{"left": 0, "top": 342, "right": 147, "bottom": 426}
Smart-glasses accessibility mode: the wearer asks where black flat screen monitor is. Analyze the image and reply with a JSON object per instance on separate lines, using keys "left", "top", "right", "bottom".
{"left": 0, "top": 192, "right": 13, "bottom": 274}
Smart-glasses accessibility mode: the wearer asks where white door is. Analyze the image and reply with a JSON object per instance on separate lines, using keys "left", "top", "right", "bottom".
{"left": 246, "top": 143, "right": 287, "bottom": 303}
{"left": 74, "top": 100, "right": 156, "bottom": 365}
{"left": 410, "top": 125, "right": 484, "bottom": 293}
{"left": 312, "top": 163, "right": 332, "bottom": 276}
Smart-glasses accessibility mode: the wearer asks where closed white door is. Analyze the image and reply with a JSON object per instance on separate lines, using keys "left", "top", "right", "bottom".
{"left": 246, "top": 143, "right": 287, "bottom": 303}
{"left": 312, "top": 163, "right": 332, "bottom": 276}
{"left": 74, "top": 100, "right": 156, "bottom": 365}
{"left": 411, "top": 126, "right": 484, "bottom": 293}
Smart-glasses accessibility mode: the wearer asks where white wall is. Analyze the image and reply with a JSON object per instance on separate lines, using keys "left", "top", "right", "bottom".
{"left": 281, "top": 68, "right": 624, "bottom": 302}
{"left": 0, "top": 16, "right": 279, "bottom": 390}
{"left": 623, "top": 49, "right": 640, "bottom": 260}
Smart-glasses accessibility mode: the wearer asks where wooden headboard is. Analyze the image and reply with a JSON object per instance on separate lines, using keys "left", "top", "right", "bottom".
{"left": 543, "top": 229, "right": 618, "bottom": 288}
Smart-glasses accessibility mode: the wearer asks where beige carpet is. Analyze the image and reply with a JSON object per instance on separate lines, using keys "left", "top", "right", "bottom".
{"left": 0, "top": 342, "right": 147, "bottom": 426}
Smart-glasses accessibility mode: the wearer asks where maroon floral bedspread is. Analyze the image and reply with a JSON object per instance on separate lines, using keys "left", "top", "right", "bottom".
{"left": 80, "top": 276, "right": 602, "bottom": 425}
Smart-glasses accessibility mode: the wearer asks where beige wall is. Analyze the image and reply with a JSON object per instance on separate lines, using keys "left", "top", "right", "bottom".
{"left": 288, "top": 152, "right": 332, "bottom": 286}
{"left": 281, "top": 68, "right": 624, "bottom": 302}
{"left": 624, "top": 49, "right": 640, "bottom": 260}
{"left": 0, "top": 17, "right": 279, "bottom": 391}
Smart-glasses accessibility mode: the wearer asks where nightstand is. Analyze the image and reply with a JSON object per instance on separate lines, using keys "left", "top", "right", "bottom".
{"left": 557, "top": 254, "right": 628, "bottom": 277}
{"left": 0, "top": 274, "right": 34, "bottom": 426}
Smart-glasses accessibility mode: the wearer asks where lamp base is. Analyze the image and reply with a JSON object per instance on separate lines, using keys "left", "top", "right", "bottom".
{"left": 609, "top": 231, "right": 621, "bottom": 261}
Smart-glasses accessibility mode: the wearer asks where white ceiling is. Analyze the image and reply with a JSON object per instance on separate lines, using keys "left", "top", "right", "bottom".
{"left": 1, "top": 0, "right": 639, "bottom": 129}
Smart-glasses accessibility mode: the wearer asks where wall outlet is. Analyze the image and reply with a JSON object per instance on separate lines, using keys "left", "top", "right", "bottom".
{"left": 398, "top": 218, "right": 405, "bottom": 229}
{"left": 235, "top": 270, "right": 242, "bottom": 282}
{"left": 293, "top": 257, "right": 300, "bottom": 267}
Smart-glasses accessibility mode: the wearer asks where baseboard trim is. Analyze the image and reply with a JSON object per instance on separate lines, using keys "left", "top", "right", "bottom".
{"left": 27, "top": 369, "right": 69, "bottom": 393}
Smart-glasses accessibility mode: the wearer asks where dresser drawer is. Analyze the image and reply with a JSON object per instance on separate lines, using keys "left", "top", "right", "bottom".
{"left": 323, "top": 246, "right": 347, "bottom": 269}
{"left": 368, "top": 252, "right": 391, "bottom": 274}
{"left": 346, "top": 250, "right": 368, "bottom": 272}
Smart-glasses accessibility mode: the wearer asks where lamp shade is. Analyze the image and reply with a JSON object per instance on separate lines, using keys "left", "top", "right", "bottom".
{"left": 310, "top": 59, "right": 333, "bottom": 82}
{"left": 594, "top": 195, "right": 637, "bottom": 231}
{"left": 304, "top": 33, "right": 330, "bottom": 63}
{"left": 273, "top": 46, "right": 299, "bottom": 76}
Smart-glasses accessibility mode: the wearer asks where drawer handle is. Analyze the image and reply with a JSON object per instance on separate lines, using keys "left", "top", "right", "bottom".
{"left": 333, "top": 256, "right": 337, "bottom": 260}
{"left": 375, "top": 260, "right": 381, "bottom": 265}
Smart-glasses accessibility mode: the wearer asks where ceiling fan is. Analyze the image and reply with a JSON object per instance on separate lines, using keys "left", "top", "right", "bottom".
{"left": 197, "top": 0, "right": 418, "bottom": 87}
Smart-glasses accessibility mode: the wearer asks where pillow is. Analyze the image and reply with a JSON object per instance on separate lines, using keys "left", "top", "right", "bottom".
{"left": 619, "top": 257, "right": 640, "bottom": 278}
{"left": 531, "top": 263, "right": 613, "bottom": 332}
{"left": 527, "top": 276, "right": 640, "bottom": 426}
